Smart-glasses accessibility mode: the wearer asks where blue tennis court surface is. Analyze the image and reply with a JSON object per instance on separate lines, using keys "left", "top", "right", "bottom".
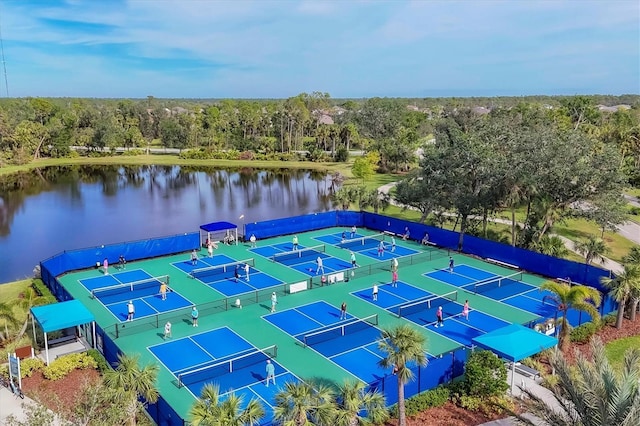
{"left": 80, "top": 269, "right": 192, "bottom": 322}
{"left": 353, "top": 280, "right": 510, "bottom": 347}
{"left": 263, "top": 301, "right": 392, "bottom": 383}
{"left": 315, "top": 232, "right": 419, "bottom": 260}
{"left": 250, "top": 243, "right": 351, "bottom": 276}
{"left": 149, "top": 326, "right": 298, "bottom": 417}
{"left": 172, "top": 254, "right": 284, "bottom": 297}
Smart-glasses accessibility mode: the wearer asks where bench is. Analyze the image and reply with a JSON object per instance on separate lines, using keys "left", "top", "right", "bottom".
{"left": 48, "top": 335, "right": 77, "bottom": 347}
{"left": 289, "top": 281, "right": 308, "bottom": 294}
{"left": 508, "top": 362, "right": 541, "bottom": 380}
{"left": 486, "top": 258, "right": 519, "bottom": 270}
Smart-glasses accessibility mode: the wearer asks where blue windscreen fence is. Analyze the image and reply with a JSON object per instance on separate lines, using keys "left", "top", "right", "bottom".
{"left": 369, "top": 347, "right": 469, "bottom": 406}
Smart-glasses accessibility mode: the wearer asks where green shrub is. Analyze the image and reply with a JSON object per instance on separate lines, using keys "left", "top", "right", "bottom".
{"left": 388, "top": 386, "right": 450, "bottom": 417}
{"left": 521, "top": 357, "right": 545, "bottom": 373}
{"left": 86, "top": 349, "right": 110, "bottom": 374}
{"left": 462, "top": 350, "right": 509, "bottom": 397}
{"left": 42, "top": 352, "right": 98, "bottom": 381}
{"left": 570, "top": 322, "right": 598, "bottom": 343}
{"left": 120, "top": 149, "right": 146, "bottom": 156}
{"left": 602, "top": 313, "right": 616, "bottom": 327}
{"left": 334, "top": 147, "right": 349, "bottom": 162}
{"left": 20, "top": 358, "right": 45, "bottom": 377}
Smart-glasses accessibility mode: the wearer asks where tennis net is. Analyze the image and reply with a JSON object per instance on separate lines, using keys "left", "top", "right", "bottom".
{"left": 271, "top": 244, "right": 326, "bottom": 263}
{"left": 91, "top": 275, "right": 170, "bottom": 300}
{"left": 302, "top": 314, "right": 378, "bottom": 347}
{"left": 338, "top": 233, "right": 385, "bottom": 249}
{"left": 190, "top": 258, "right": 255, "bottom": 280}
{"left": 466, "top": 271, "right": 523, "bottom": 294}
{"left": 177, "top": 345, "right": 277, "bottom": 388}
{"left": 396, "top": 291, "right": 458, "bottom": 318}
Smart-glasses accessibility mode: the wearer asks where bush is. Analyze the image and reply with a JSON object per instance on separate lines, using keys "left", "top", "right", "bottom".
{"left": 570, "top": 322, "right": 598, "bottom": 343}
{"left": 463, "top": 350, "right": 509, "bottom": 397}
{"left": 334, "top": 147, "right": 349, "bottom": 162}
{"left": 602, "top": 313, "right": 616, "bottom": 327}
{"left": 86, "top": 349, "right": 110, "bottom": 374}
{"left": 120, "top": 149, "right": 146, "bottom": 156}
{"left": 42, "top": 352, "right": 98, "bottom": 381}
{"left": 20, "top": 358, "right": 45, "bottom": 378}
{"left": 388, "top": 386, "right": 450, "bottom": 417}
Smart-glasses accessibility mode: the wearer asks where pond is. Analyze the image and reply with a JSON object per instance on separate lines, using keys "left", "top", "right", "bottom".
{"left": 0, "top": 165, "right": 335, "bottom": 283}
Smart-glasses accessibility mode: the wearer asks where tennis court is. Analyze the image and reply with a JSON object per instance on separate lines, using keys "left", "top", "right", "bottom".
{"left": 315, "top": 232, "right": 419, "bottom": 260}
{"left": 250, "top": 243, "right": 351, "bottom": 276}
{"left": 263, "top": 301, "right": 392, "bottom": 383}
{"left": 79, "top": 269, "right": 193, "bottom": 322}
{"left": 149, "top": 326, "right": 298, "bottom": 418}
{"left": 171, "top": 254, "right": 284, "bottom": 297}
{"left": 353, "top": 281, "right": 509, "bottom": 347}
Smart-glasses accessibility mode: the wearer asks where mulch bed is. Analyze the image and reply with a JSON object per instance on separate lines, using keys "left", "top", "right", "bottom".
{"left": 21, "top": 368, "right": 101, "bottom": 413}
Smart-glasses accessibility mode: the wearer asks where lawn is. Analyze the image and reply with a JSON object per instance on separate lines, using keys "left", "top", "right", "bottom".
{"left": 605, "top": 335, "right": 640, "bottom": 371}
{"left": 553, "top": 218, "right": 635, "bottom": 263}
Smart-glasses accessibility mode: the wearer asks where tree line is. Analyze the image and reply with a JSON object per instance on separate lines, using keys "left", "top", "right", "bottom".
{"left": 0, "top": 94, "right": 638, "bottom": 179}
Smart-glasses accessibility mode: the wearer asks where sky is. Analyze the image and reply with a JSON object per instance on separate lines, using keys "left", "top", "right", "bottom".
{"left": 0, "top": 0, "right": 638, "bottom": 99}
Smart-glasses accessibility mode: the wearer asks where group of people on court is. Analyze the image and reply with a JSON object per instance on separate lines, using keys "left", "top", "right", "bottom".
{"left": 101, "top": 255, "right": 126, "bottom": 275}
{"left": 434, "top": 300, "right": 470, "bottom": 328}
{"left": 234, "top": 263, "right": 251, "bottom": 282}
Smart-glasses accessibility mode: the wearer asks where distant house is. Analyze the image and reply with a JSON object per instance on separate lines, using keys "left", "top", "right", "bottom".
{"left": 471, "top": 106, "right": 491, "bottom": 115}
{"left": 597, "top": 104, "right": 631, "bottom": 113}
{"left": 317, "top": 114, "right": 334, "bottom": 125}
{"left": 332, "top": 106, "right": 347, "bottom": 115}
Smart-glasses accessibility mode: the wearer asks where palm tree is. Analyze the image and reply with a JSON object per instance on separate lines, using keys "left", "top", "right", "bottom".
{"left": 622, "top": 246, "right": 640, "bottom": 265}
{"left": 532, "top": 235, "right": 569, "bottom": 257}
{"left": 16, "top": 286, "right": 49, "bottom": 339}
{"left": 273, "top": 380, "right": 336, "bottom": 426}
{"left": 0, "top": 302, "right": 19, "bottom": 343}
{"left": 189, "top": 383, "right": 264, "bottom": 426}
{"left": 540, "top": 281, "right": 602, "bottom": 351}
{"left": 601, "top": 265, "right": 640, "bottom": 327}
{"left": 574, "top": 235, "right": 609, "bottom": 265}
{"left": 519, "top": 338, "right": 640, "bottom": 426}
{"left": 103, "top": 353, "right": 159, "bottom": 426}
{"left": 377, "top": 324, "right": 428, "bottom": 426}
{"left": 334, "top": 380, "right": 388, "bottom": 426}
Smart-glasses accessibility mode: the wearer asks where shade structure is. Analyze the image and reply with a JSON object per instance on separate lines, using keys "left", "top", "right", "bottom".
{"left": 31, "top": 300, "right": 94, "bottom": 333}
{"left": 472, "top": 323, "right": 558, "bottom": 393}
{"left": 31, "top": 300, "right": 95, "bottom": 365}
{"left": 200, "top": 221, "right": 239, "bottom": 245}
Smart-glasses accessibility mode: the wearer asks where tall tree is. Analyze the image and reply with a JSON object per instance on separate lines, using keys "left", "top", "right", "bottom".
{"left": 377, "top": 324, "right": 428, "bottom": 426}
{"left": 102, "top": 353, "right": 159, "bottom": 426}
{"left": 601, "top": 265, "right": 640, "bottom": 328}
{"left": 189, "top": 383, "right": 264, "bottom": 426}
{"left": 273, "top": 381, "right": 336, "bottom": 426}
{"left": 540, "top": 281, "right": 602, "bottom": 351}
{"left": 334, "top": 380, "right": 388, "bottom": 426}
{"left": 574, "top": 235, "right": 609, "bottom": 265}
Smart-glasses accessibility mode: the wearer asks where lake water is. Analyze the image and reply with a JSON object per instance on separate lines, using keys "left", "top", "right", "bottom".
{"left": 0, "top": 165, "right": 334, "bottom": 283}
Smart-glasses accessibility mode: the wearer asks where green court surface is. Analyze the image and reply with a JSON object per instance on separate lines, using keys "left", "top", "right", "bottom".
{"left": 57, "top": 227, "right": 544, "bottom": 419}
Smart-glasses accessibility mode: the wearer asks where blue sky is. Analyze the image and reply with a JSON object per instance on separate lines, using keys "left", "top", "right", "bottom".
{"left": 1, "top": 0, "right": 638, "bottom": 98}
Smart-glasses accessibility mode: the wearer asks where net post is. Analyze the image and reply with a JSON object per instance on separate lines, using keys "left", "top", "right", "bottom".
{"left": 115, "top": 324, "right": 119, "bottom": 339}
{"left": 156, "top": 314, "right": 159, "bottom": 329}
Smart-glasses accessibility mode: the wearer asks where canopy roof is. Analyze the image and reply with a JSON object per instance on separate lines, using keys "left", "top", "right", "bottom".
{"left": 200, "top": 221, "right": 237, "bottom": 232}
{"left": 31, "top": 300, "right": 95, "bottom": 333}
{"left": 472, "top": 323, "right": 558, "bottom": 362}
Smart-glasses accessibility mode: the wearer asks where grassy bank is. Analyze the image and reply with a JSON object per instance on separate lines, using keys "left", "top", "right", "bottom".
{"left": 0, "top": 155, "right": 355, "bottom": 177}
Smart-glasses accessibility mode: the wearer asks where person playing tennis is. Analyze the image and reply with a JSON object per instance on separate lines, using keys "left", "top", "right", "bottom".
{"left": 159, "top": 281, "right": 168, "bottom": 300}
{"left": 462, "top": 300, "right": 470, "bottom": 321}
{"left": 435, "top": 306, "right": 444, "bottom": 328}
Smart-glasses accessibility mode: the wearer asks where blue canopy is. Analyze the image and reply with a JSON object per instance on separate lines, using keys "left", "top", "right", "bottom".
{"left": 31, "top": 300, "right": 95, "bottom": 333}
{"left": 472, "top": 323, "right": 558, "bottom": 362}
{"left": 200, "top": 221, "right": 237, "bottom": 232}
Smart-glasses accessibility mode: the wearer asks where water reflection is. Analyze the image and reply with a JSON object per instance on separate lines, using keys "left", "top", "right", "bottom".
{"left": 0, "top": 165, "right": 334, "bottom": 283}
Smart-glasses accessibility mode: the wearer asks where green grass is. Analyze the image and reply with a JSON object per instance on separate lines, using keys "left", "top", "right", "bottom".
{"left": 624, "top": 187, "right": 640, "bottom": 198}
{"left": 0, "top": 155, "right": 355, "bottom": 177}
{"left": 605, "top": 335, "right": 640, "bottom": 371}
{"left": 0, "top": 278, "right": 30, "bottom": 299}
{"left": 553, "top": 218, "right": 635, "bottom": 263}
